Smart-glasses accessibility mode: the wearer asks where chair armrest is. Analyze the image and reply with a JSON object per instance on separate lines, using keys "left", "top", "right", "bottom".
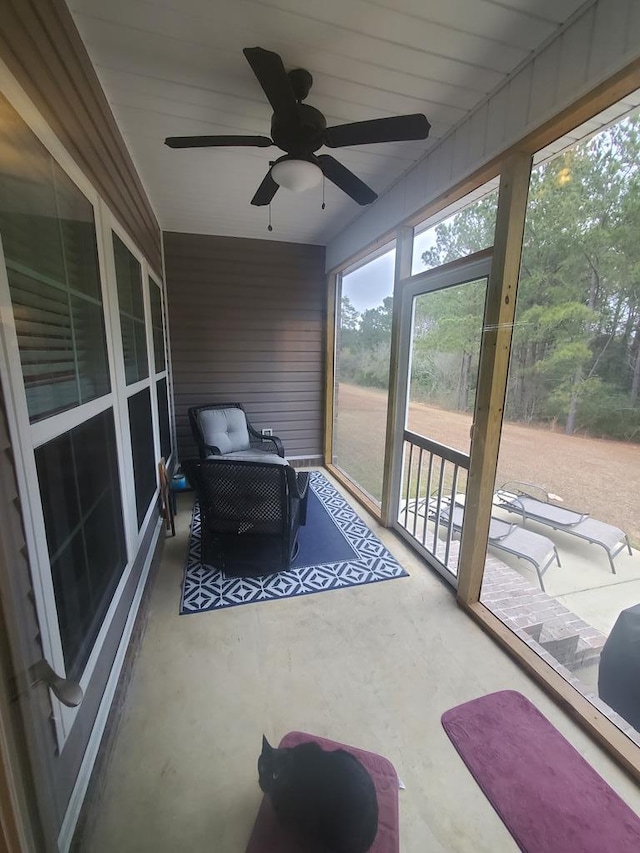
{"left": 270, "top": 435, "right": 285, "bottom": 457}
{"left": 294, "top": 471, "right": 310, "bottom": 525}
{"left": 295, "top": 471, "right": 310, "bottom": 500}
{"left": 247, "top": 425, "right": 285, "bottom": 458}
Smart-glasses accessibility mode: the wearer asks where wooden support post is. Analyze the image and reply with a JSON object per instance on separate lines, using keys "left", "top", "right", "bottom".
{"left": 457, "top": 151, "right": 532, "bottom": 604}
{"left": 381, "top": 227, "right": 413, "bottom": 526}
{"left": 323, "top": 272, "right": 338, "bottom": 467}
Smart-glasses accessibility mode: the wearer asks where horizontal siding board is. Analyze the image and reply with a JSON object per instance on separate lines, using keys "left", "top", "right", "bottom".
{"left": 173, "top": 365, "right": 323, "bottom": 377}
{"left": 171, "top": 297, "right": 326, "bottom": 313}
{"left": 174, "top": 396, "right": 323, "bottom": 410}
{"left": 170, "top": 335, "right": 322, "bottom": 348}
{"left": 165, "top": 232, "right": 326, "bottom": 460}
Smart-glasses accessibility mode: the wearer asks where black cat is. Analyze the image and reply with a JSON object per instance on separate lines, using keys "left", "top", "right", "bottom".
{"left": 258, "top": 735, "right": 379, "bottom": 853}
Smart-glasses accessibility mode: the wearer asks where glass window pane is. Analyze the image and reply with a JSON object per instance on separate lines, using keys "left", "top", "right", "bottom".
{"left": 113, "top": 234, "right": 148, "bottom": 384}
{"left": 157, "top": 377, "right": 171, "bottom": 461}
{"left": 333, "top": 247, "right": 395, "bottom": 505}
{"left": 54, "top": 162, "right": 101, "bottom": 300}
{"left": 412, "top": 182, "right": 498, "bottom": 274}
{"left": 0, "top": 93, "right": 111, "bottom": 422}
{"left": 407, "top": 279, "right": 487, "bottom": 449}
{"left": 120, "top": 315, "right": 149, "bottom": 386}
{"left": 72, "top": 294, "right": 111, "bottom": 403}
{"left": 35, "top": 409, "right": 126, "bottom": 680}
{"left": 128, "top": 388, "right": 156, "bottom": 527}
{"left": 149, "top": 279, "right": 166, "bottom": 372}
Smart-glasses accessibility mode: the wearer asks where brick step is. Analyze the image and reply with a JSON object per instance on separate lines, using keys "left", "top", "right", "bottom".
{"left": 484, "top": 559, "right": 608, "bottom": 674}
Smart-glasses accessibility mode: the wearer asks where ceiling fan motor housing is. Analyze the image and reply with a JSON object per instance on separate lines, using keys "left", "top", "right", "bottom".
{"left": 271, "top": 104, "right": 327, "bottom": 156}
{"left": 288, "top": 68, "right": 313, "bottom": 101}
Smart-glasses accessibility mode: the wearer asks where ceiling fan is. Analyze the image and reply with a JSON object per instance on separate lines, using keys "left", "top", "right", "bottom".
{"left": 165, "top": 46, "right": 431, "bottom": 207}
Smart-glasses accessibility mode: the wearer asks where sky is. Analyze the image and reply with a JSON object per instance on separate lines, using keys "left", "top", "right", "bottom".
{"left": 342, "top": 229, "right": 437, "bottom": 313}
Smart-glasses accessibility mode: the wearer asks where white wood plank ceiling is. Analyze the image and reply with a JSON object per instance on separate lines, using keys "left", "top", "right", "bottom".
{"left": 68, "top": 0, "right": 589, "bottom": 245}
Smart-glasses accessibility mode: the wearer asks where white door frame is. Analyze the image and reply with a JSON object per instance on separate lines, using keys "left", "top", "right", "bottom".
{"left": 389, "top": 253, "right": 493, "bottom": 582}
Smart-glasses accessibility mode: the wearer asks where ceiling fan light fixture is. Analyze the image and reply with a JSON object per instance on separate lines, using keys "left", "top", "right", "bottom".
{"left": 270, "top": 158, "right": 322, "bottom": 192}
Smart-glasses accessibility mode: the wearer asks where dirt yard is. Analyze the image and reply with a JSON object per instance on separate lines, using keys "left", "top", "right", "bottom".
{"left": 334, "top": 383, "right": 640, "bottom": 546}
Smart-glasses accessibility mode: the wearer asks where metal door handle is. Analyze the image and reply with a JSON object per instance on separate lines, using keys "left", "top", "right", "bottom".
{"left": 30, "top": 660, "right": 83, "bottom": 708}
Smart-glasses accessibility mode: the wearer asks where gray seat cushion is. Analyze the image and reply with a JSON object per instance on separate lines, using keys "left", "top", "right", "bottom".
{"left": 197, "top": 408, "right": 250, "bottom": 454}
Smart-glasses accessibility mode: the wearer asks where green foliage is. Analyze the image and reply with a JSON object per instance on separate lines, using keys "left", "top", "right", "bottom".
{"left": 420, "top": 194, "right": 498, "bottom": 269}
{"left": 337, "top": 113, "right": 640, "bottom": 442}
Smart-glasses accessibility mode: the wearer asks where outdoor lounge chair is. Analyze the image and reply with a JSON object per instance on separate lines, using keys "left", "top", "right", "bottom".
{"left": 494, "top": 481, "right": 632, "bottom": 574}
{"left": 435, "top": 501, "right": 561, "bottom": 591}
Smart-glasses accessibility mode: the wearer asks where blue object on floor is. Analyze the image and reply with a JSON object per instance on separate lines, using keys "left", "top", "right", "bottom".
{"left": 170, "top": 473, "right": 191, "bottom": 514}
{"left": 180, "top": 471, "right": 409, "bottom": 614}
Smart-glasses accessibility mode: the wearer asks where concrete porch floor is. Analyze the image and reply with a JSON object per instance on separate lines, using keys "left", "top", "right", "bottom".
{"left": 78, "top": 470, "right": 640, "bottom": 852}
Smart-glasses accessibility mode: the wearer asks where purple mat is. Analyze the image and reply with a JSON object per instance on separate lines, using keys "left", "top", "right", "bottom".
{"left": 442, "top": 690, "right": 640, "bottom": 852}
{"left": 245, "top": 731, "right": 399, "bottom": 853}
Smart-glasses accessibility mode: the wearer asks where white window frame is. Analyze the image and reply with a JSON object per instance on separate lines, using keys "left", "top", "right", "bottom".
{"left": 0, "top": 65, "right": 171, "bottom": 746}
{"left": 102, "top": 211, "right": 162, "bottom": 548}
{"left": 0, "top": 158, "right": 129, "bottom": 744}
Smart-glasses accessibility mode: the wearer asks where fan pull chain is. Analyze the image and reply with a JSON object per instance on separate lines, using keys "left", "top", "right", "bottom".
{"left": 322, "top": 175, "right": 326, "bottom": 210}
{"left": 268, "top": 202, "right": 273, "bottom": 232}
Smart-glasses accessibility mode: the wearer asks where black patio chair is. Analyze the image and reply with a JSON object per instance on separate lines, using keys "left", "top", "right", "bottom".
{"left": 182, "top": 457, "right": 309, "bottom": 577}
{"left": 188, "top": 402, "right": 285, "bottom": 460}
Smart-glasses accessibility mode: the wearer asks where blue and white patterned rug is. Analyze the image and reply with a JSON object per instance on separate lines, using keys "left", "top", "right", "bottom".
{"left": 180, "top": 471, "right": 409, "bottom": 614}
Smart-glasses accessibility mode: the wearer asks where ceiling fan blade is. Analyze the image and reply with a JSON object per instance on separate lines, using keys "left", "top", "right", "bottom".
{"left": 251, "top": 171, "right": 279, "bottom": 206}
{"left": 165, "top": 135, "right": 272, "bottom": 149}
{"left": 317, "top": 155, "right": 377, "bottom": 206}
{"left": 243, "top": 47, "right": 298, "bottom": 119}
{"left": 323, "top": 113, "right": 431, "bottom": 148}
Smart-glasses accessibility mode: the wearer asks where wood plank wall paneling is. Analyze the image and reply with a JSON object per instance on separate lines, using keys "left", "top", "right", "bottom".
{"left": 326, "top": 0, "right": 640, "bottom": 271}
{"left": 0, "top": 0, "right": 162, "bottom": 274}
{"left": 164, "top": 233, "right": 326, "bottom": 461}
